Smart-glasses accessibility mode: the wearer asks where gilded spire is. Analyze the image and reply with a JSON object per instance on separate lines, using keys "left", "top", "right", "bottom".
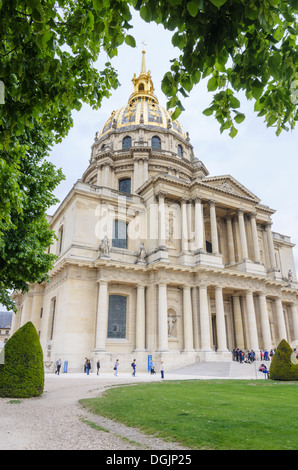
{"left": 140, "top": 44, "right": 146, "bottom": 74}
{"left": 129, "top": 47, "right": 158, "bottom": 105}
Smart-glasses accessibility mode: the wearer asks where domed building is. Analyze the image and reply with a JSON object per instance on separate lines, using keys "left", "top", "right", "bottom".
{"left": 11, "top": 52, "right": 298, "bottom": 373}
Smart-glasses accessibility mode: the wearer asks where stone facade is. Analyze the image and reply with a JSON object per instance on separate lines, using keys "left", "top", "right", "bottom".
{"left": 11, "top": 52, "right": 298, "bottom": 372}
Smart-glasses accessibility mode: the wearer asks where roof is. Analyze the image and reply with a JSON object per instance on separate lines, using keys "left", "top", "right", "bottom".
{"left": 98, "top": 50, "right": 187, "bottom": 140}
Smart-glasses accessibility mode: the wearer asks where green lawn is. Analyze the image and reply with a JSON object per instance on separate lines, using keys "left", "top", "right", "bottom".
{"left": 79, "top": 379, "right": 298, "bottom": 450}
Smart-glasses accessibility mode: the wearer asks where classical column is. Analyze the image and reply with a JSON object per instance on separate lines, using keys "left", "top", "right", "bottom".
{"left": 274, "top": 297, "right": 287, "bottom": 342}
{"left": 158, "top": 283, "right": 168, "bottom": 351}
{"left": 232, "top": 294, "right": 244, "bottom": 349}
{"left": 143, "top": 157, "right": 149, "bottom": 183}
{"left": 96, "top": 164, "right": 102, "bottom": 186}
{"left": 258, "top": 293, "right": 272, "bottom": 350}
{"left": 135, "top": 285, "right": 146, "bottom": 351}
{"left": 215, "top": 287, "right": 228, "bottom": 352}
{"left": 266, "top": 222, "right": 277, "bottom": 270}
{"left": 103, "top": 162, "right": 111, "bottom": 187}
{"left": 199, "top": 284, "right": 212, "bottom": 351}
{"left": 194, "top": 197, "right": 204, "bottom": 252}
{"left": 291, "top": 303, "right": 298, "bottom": 344}
{"left": 245, "top": 290, "right": 259, "bottom": 350}
{"left": 95, "top": 281, "right": 108, "bottom": 351}
{"left": 133, "top": 158, "right": 139, "bottom": 191}
{"left": 191, "top": 287, "right": 200, "bottom": 350}
{"left": 209, "top": 201, "right": 219, "bottom": 254}
{"left": 157, "top": 192, "right": 167, "bottom": 249}
{"left": 180, "top": 198, "right": 189, "bottom": 252}
{"left": 238, "top": 210, "right": 249, "bottom": 260}
{"left": 183, "top": 285, "right": 194, "bottom": 351}
{"left": 226, "top": 215, "right": 235, "bottom": 264}
{"left": 250, "top": 213, "right": 261, "bottom": 263}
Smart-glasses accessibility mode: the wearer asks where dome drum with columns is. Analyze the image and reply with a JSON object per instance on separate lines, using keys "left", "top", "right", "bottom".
{"left": 11, "top": 52, "right": 298, "bottom": 373}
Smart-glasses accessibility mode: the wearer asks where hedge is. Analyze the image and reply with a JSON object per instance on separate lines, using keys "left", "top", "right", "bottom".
{"left": 0, "top": 321, "right": 44, "bottom": 398}
{"left": 269, "top": 339, "right": 298, "bottom": 381}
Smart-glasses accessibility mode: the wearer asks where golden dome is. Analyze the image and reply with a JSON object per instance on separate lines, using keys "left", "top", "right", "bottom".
{"left": 98, "top": 51, "right": 187, "bottom": 140}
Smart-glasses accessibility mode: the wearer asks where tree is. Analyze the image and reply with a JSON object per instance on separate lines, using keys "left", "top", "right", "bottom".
{"left": 134, "top": 0, "right": 298, "bottom": 138}
{"left": 1, "top": 0, "right": 298, "bottom": 310}
{"left": 0, "top": 0, "right": 132, "bottom": 309}
{"left": 0, "top": 321, "right": 44, "bottom": 398}
{"left": 269, "top": 339, "right": 298, "bottom": 381}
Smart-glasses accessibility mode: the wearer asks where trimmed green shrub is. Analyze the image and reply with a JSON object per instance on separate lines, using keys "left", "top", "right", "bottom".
{"left": 269, "top": 339, "right": 298, "bottom": 381}
{"left": 0, "top": 321, "right": 44, "bottom": 398}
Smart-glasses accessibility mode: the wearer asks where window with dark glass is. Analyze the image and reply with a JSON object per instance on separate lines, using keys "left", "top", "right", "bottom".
{"left": 112, "top": 220, "right": 128, "bottom": 249}
{"left": 122, "top": 136, "right": 132, "bottom": 149}
{"left": 107, "top": 295, "right": 127, "bottom": 338}
{"left": 177, "top": 144, "right": 183, "bottom": 157}
{"left": 119, "top": 178, "right": 131, "bottom": 194}
{"left": 152, "top": 136, "right": 161, "bottom": 149}
{"left": 206, "top": 240, "right": 212, "bottom": 253}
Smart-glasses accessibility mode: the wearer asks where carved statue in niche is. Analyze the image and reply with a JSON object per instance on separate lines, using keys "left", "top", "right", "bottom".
{"left": 167, "top": 310, "right": 177, "bottom": 337}
{"left": 136, "top": 242, "right": 146, "bottom": 265}
{"left": 288, "top": 269, "right": 293, "bottom": 285}
{"left": 99, "top": 235, "right": 110, "bottom": 258}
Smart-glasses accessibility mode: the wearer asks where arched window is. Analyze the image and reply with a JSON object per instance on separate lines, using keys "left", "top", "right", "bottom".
{"left": 177, "top": 144, "right": 183, "bottom": 157}
{"left": 112, "top": 219, "right": 128, "bottom": 249}
{"left": 138, "top": 83, "right": 144, "bottom": 91}
{"left": 152, "top": 136, "right": 161, "bottom": 149}
{"left": 119, "top": 178, "right": 131, "bottom": 194}
{"left": 122, "top": 136, "right": 132, "bottom": 149}
{"left": 107, "top": 295, "right": 127, "bottom": 339}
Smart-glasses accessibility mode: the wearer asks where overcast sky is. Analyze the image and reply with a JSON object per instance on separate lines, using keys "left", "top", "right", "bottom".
{"left": 48, "top": 11, "right": 298, "bottom": 273}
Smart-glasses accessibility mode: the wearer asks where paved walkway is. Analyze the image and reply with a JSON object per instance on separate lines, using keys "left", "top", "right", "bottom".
{"left": 0, "top": 360, "right": 269, "bottom": 450}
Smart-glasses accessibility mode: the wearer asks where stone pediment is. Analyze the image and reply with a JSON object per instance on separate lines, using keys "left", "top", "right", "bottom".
{"left": 199, "top": 175, "right": 260, "bottom": 203}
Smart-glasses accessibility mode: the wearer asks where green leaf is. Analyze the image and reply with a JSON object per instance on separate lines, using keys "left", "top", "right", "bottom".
{"left": 207, "top": 76, "right": 218, "bottom": 91}
{"left": 209, "top": 0, "right": 228, "bottom": 8}
{"left": 187, "top": 1, "right": 200, "bottom": 17}
{"left": 234, "top": 113, "right": 245, "bottom": 124}
{"left": 171, "top": 107, "right": 182, "bottom": 120}
{"left": 93, "top": 0, "right": 103, "bottom": 10}
{"left": 230, "top": 96, "right": 240, "bottom": 108}
{"left": 125, "top": 35, "right": 136, "bottom": 47}
{"left": 139, "top": 5, "right": 152, "bottom": 22}
{"left": 203, "top": 107, "right": 215, "bottom": 116}
{"left": 229, "top": 126, "right": 238, "bottom": 138}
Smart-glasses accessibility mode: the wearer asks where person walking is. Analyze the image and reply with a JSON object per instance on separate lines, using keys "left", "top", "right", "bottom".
{"left": 86, "top": 359, "right": 91, "bottom": 375}
{"left": 55, "top": 358, "right": 62, "bottom": 375}
{"left": 96, "top": 360, "right": 100, "bottom": 375}
{"left": 131, "top": 359, "right": 136, "bottom": 376}
{"left": 114, "top": 359, "right": 119, "bottom": 376}
{"left": 160, "top": 361, "right": 165, "bottom": 379}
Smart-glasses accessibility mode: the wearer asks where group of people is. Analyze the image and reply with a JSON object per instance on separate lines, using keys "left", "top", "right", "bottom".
{"left": 232, "top": 348, "right": 257, "bottom": 363}
{"left": 232, "top": 348, "right": 276, "bottom": 363}
{"left": 80, "top": 357, "right": 165, "bottom": 379}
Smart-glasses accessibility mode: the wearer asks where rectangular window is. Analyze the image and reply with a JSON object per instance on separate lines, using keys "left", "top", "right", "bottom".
{"left": 107, "top": 295, "right": 127, "bottom": 339}
{"left": 119, "top": 178, "right": 131, "bottom": 194}
{"left": 112, "top": 220, "right": 128, "bottom": 249}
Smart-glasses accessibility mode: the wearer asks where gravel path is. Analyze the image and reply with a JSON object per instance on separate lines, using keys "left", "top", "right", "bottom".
{"left": 0, "top": 372, "right": 191, "bottom": 451}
